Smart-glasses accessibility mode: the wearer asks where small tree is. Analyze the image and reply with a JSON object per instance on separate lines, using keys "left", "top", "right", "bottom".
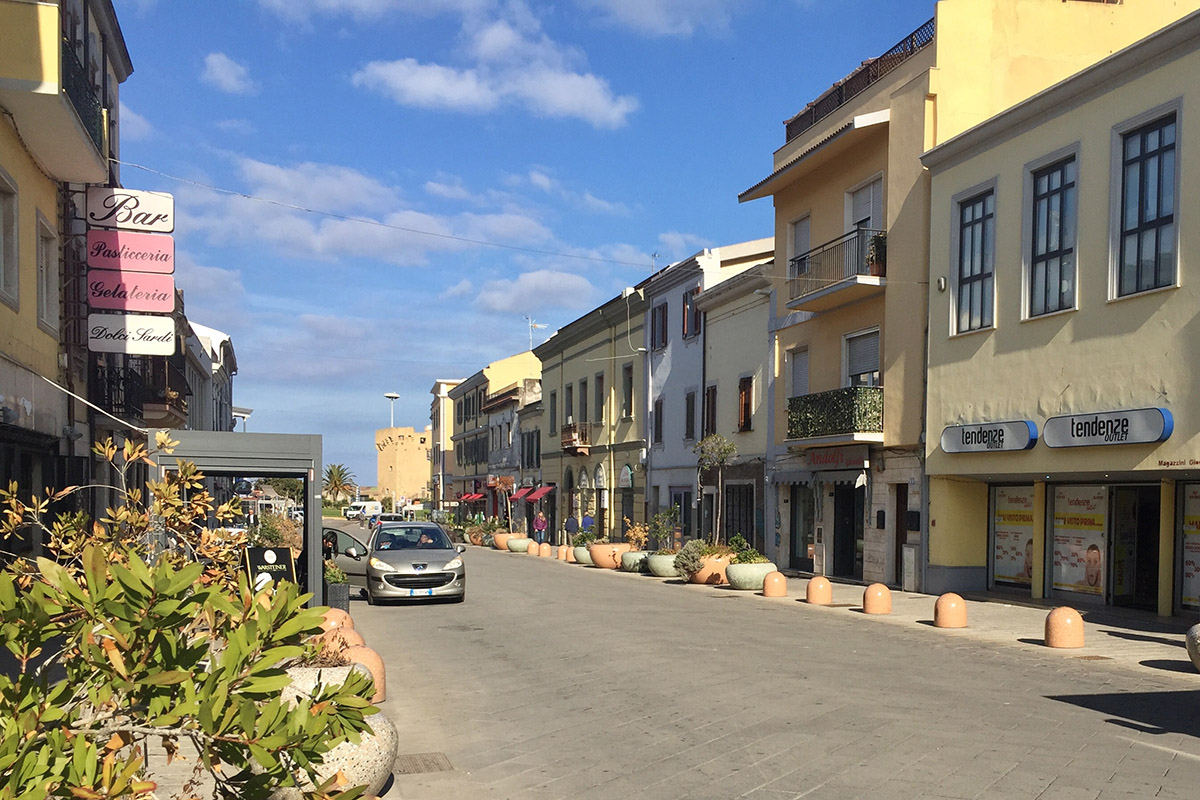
{"left": 693, "top": 434, "right": 737, "bottom": 546}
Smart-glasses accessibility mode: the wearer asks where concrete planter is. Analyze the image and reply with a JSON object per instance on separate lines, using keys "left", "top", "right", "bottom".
{"left": 620, "top": 551, "right": 649, "bottom": 573}
{"left": 645, "top": 553, "right": 678, "bottom": 578}
{"left": 725, "top": 562, "right": 779, "bottom": 591}
{"left": 1186, "top": 623, "right": 1200, "bottom": 672}
{"left": 323, "top": 581, "right": 350, "bottom": 612}
{"left": 573, "top": 546, "right": 594, "bottom": 565}
{"left": 507, "top": 537, "right": 532, "bottom": 553}
{"left": 493, "top": 533, "right": 516, "bottom": 550}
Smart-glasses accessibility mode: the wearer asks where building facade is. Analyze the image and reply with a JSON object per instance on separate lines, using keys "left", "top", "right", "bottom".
{"left": 375, "top": 425, "right": 431, "bottom": 510}
{"left": 428, "top": 378, "right": 462, "bottom": 511}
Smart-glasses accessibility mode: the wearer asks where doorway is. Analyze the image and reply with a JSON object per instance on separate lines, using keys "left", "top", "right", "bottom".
{"left": 1110, "top": 485, "right": 1160, "bottom": 610}
{"left": 789, "top": 484, "right": 814, "bottom": 572}
{"left": 832, "top": 484, "right": 864, "bottom": 580}
{"left": 894, "top": 486, "right": 908, "bottom": 586}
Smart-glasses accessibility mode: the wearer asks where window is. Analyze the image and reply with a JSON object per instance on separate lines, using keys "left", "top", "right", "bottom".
{"left": 684, "top": 391, "right": 696, "bottom": 440}
{"left": 957, "top": 189, "right": 995, "bottom": 332}
{"left": 653, "top": 398, "right": 663, "bottom": 444}
{"left": 650, "top": 303, "right": 668, "bottom": 349}
{"left": 737, "top": 377, "right": 753, "bottom": 432}
{"left": 791, "top": 349, "right": 809, "bottom": 398}
{"left": 789, "top": 216, "right": 811, "bottom": 277}
{"left": 36, "top": 215, "right": 58, "bottom": 333}
{"left": 579, "top": 379, "right": 588, "bottom": 424}
{"left": 845, "top": 329, "right": 880, "bottom": 387}
{"left": 621, "top": 364, "right": 633, "bottom": 418}
{"left": 0, "top": 168, "right": 16, "bottom": 308}
{"left": 682, "top": 287, "right": 701, "bottom": 338}
{"left": 455, "top": 400, "right": 462, "bottom": 425}
{"left": 564, "top": 384, "right": 574, "bottom": 425}
{"left": 1030, "top": 158, "right": 1077, "bottom": 316}
{"left": 849, "top": 178, "right": 883, "bottom": 231}
{"left": 703, "top": 385, "right": 717, "bottom": 437}
{"left": 1118, "top": 114, "right": 1176, "bottom": 296}
{"left": 594, "top": 373, "right": 604, "bottom": 423}
{"left": 548, "top": 391, "right": 558, "bottom": 432}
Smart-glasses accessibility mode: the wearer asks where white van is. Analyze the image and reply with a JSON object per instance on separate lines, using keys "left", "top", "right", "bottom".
{"left": 344, "top": 500, "right": 382, "bottom": 520}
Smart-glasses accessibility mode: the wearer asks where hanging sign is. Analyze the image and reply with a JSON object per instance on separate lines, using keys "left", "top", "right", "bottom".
{"left": 941, "top": 420, "right": 1037, "bottom": 453}
{"left": 87, "top": 312, "right": 176, "bottom": 356}
{"left": 86, "top": 188, "right": 175, "bottom": 233}
{"left": 87, "top": 270, "right": 174, "bottom": 313}
{"left": 1043, "top": 408, "right": 1172, "bottom": 448}
{"left": 86, "top": 229, "right": 174, "bottom": 273}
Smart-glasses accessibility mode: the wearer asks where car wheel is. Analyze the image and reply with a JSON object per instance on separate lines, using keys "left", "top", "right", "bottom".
{"left": 366, "top": 589, "right": 376, "bottom": 606}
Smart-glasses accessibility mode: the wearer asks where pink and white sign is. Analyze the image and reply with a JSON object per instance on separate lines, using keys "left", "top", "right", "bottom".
{"left": 86, "top": 188, "right": 174, "bottom": 233}
{"left": 87, "top": 270, "right": 175, "bottom": 313}
{"left": 87, "top": 230, "right": 174, "bottom": 274}
{"left": 87, "top": 313, "right": 176, "bottom": 356}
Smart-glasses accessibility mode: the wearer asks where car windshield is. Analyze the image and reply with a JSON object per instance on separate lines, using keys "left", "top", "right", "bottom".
{"left": 372, "top": 526, "right": 451, "bottom": 551}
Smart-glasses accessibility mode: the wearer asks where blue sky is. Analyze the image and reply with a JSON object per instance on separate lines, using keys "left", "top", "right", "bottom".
{"left": 112, "top": 0, "right": 933, "bottom": 485}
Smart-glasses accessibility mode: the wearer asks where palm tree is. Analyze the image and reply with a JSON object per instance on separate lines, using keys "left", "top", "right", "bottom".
{"left": 322, "top": 464, "right": 356, "bottom": 504}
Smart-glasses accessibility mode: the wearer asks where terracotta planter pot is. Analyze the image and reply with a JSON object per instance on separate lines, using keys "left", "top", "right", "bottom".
{"left": 588, "top": 542, "right": 631, "bottom": 569}
{"left": 645, "top": 553, "right": 678, "bottom": 577}
{"left": 320, "top": 607, "right": 353, "bottom": 634}
{"left": 688, "top": 554, "right": 731, "bottom": 585}
{"left": 620, "top": 551, "right": 648, "bottom": 572}
{"left": 573, "top": 546, "right": 594, "bottom": 565}
{"left": 494, "top": 532, "right": 515, "bottom": 550}
{"left": 468, "top": 531, "right": 483, "bottom": 547}
{"left": 725, "top": 562, "right": 778, "bottom": 591}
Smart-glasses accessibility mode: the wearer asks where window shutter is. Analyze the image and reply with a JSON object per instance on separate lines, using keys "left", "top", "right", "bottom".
{"left": 846, "top": 331, "right": 879, "bottom": 377}
{"left": 791, "top": 350, "right": 809, "bottom": 398}
{"left": 851, "top": 179, "right": 882, "bottom": 229}
{"left": 791, "top": 217, "right": 810, "bottom": 258}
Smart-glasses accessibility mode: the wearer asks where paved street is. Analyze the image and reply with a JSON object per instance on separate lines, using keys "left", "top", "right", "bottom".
{"left": 350, "top": 536, "right": 1200, "bottom": 800}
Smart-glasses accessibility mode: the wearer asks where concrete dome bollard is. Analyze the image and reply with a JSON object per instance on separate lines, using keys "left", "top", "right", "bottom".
{"left": 539, "top": 542, "right": 552, "bottom": 557}
{"left": 762, "top": 571, "right": 787, "bottom": 597}
{"left": 862, "top": 583, "right": 892, "bottom": 615}
{"left": 565, "top": 547, "right": 577, "bottom": 563}
{"left": 806, "top": 576, "right": 833, "bottom": 605}
{"left": 557, "top": 545, "right": 569, "bottom": 560}
{"left": 934, "top": 593, "right": 967, "bottom": 628}
{"left": 526, "top": 542, "right": 540, "bottom": 556}
{"left": 1045, "top": 606, "right": 1085, "bottom": 648}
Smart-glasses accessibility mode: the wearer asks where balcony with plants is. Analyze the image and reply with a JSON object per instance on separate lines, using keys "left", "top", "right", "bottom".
{"left": 786, "top": 386, "right": 884, "bottom": 445}
{"left": 560, "top": 421, "right": 590, "bottom": 456}
{"left": 787, "top": 229, "right": 886, "bottom": 312}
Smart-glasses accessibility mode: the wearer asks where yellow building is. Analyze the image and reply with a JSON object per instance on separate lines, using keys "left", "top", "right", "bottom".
{"left": 375, "top": 425, "right": 431, "bottom": 510}
{"left": 534, "top": 288, "right": 647, "bottom": 543}
{"left": 923, "top": 11, "right": 1200, "bottom": 616}
{"left": 447, "top": 351, "right": 539, "bottom": 520}
{"left": 740, "top": 0, "right": 1200, "bottom": 588}
{"left": 0, "top": 0, "right": 132, "bottom": 554}
{"left": 428, "top": 378, "right": 462, "bottom": 511}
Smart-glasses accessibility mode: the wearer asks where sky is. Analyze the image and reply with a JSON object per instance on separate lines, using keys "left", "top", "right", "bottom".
{"left": 111, "top": 0, "right": 934, "bottom": 486}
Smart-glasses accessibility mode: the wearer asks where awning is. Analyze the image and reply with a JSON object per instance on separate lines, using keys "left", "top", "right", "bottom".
{"left": 814, "top": 470, "right": 867, "bottom": 487}
{"left": 526, "top": 486, "right": 554, "bottom": 502}
{"left": 511, "top": 487, "right": 532, "bottom": 500}
{"left": 771, "top": 470, "right": 812, "bottom": 486}
{"left": 461, "top": 493, "right": 482, "bottom": 501}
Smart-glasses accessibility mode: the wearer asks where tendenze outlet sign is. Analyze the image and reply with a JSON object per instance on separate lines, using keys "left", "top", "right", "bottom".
{"left": 1043, "top": 408, "right": 1173, "bottom": 448}
{"left": 941, "top": 420, "right": 1038, "bottom": 454}
{"left": 86, "top": 188, "right": 174, "bottom": 233}
{"left": 87, "top": 313, "right": 175, "bottom": 356}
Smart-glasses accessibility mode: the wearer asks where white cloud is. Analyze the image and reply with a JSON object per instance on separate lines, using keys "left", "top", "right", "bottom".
{"left": 236, "top": 157, "right": 400, "bottom": 213}
{"left": 657, "top": 230, "right": 711, "bottom": 260}
{"left": 441, "top": 279, "right": 474, "bottom": 298}
{"left": 475, "top": 270, "right": 597, "bottom": 313}
{"left": 352, "top": 59, "right": 498, "bottom": 111}
{"left": 215, "top": 118, "right": 257, "bottom": 135}
{"left": 424, "top": 176, "right": 474, "bottom": 201}
{"left": 512, "top": 169, "right": 628, "bottom": 215}
{"left": 118, "top": 102, "right": 153, "bottom": 141}
{"left": 257, "top": 0, "right": 487, "bottom": 23}
{"left": 577, "top": 0, "right": 738, "bottom": 36}
{"left": 202, "top": 52, "right": 259, "bottom": 95}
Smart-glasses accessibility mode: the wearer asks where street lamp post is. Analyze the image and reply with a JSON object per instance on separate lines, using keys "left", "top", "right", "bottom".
{"left": 384, "top": 392, "right": 400, "bottom": 429}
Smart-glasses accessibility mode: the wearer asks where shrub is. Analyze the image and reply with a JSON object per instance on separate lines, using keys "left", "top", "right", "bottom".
{"left": 623, "top": 517, "right": 649, "bottom": 551}
{"left": 571, "top": 530, "right": 596, "bottom": 548}
{"left": 324, "top": 558, "right": 348, "bottom": 584}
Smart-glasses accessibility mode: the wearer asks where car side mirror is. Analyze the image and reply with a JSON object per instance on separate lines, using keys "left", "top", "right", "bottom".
{"left": 455, "top": 544, "right": 467, "bottom": 553}
{"left": 345, "top": 546, "right": 361, "bottom": 559}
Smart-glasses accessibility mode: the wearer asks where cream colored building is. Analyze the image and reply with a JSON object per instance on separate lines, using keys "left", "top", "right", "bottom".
{"left": 739, "top": 0, "right": 1200, "bottom": 588}
{"left": 429, "top": 378, "right": 462, "bottom": 511}
{"left": 375, "top": 425, "right": 431, "bottom": 509}
{"left": 534, "top": 288, "right": 647, "bottom": 543}
{"left": 923, "top": 11, "right": 1200, "bottom": 617}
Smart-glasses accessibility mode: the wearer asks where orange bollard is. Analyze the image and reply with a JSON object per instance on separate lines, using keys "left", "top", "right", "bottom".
{"left": 862, "top": 583, "right": 891, "bottom": 615}
{"left": 527, "top": 542, "right": 540, "bottom": 556}
{"left": 1045, "top": 606, "right": 1085, "bottom": 648}
{"left": 762, "top": 571, "right": 787, "bottom": 598}
{"left": 565, "top": 547, "right": 576, "bottom": 563}
{"left": 539, "top": 543, "right": 552, "bottom": 557}
{"left": 341, "top": 645, "right": 386, "bottom": 703}
{"left": 806, "top": 576, "right": 833, "bottom": 605}
{"left": 557, "top": 545, "right": 569, "bottom": 560}
{"left": 934, "top": 593, "right": 967, "bottom": 628}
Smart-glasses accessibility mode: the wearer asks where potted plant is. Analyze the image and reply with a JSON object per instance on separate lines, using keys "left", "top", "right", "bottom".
{"left": 588, "top": 533, "right": 631, "bottom": 570}
{"left": 645, "top": 506, "right": 682, "bottom": 577}
{"left": 572, "top": 529, "right": 597, "bottom": 565}
{"left": 619, "top": 517, "right": 650, "bottom": 572}
{"left": 675, "top": 538, "right": 734, "bottom": 585}
{"left": 724, "top": 534, "right": 779, "bottom": 591}
{"left": 866, "top": 232, "right": 886, "bottom": 276}
{"left": 323, "top": 558, "right": 351, "bottom": 611}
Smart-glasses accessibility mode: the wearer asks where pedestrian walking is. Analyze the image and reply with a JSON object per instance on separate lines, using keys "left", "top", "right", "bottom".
{"left": 533, "top": 510, "right": 548, "bottom": 544}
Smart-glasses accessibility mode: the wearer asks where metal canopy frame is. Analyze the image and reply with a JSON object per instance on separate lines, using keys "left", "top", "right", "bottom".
{"left": 151, "top": 430, "right": 324, "bottom": 604}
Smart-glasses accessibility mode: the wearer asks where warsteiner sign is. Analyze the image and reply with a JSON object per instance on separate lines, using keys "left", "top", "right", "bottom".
{"left": 1043, "top": 408, "right": 1173, "bottom": 448}
{"left": 244, "top": 547, "right": 297, "bottom": 592}
{"left": 86, "top": 188, "right": 174, "bottom": 233}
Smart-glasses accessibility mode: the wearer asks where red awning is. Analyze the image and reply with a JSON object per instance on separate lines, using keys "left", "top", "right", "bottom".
{"left": 511, "top": 487, "right": 532, "bottom": 500}
{"left": 526, "top": 486, "right": 554, "bottom": 502}
{"left": 460, "top": 493, "right": 481, "bottom": 501}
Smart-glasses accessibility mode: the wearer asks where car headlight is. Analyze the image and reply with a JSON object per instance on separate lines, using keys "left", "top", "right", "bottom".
{"left": 368, "top": 557, "right": 395, "bottom": 572}
{"left": 442, "top": 557, "right": 463, "bottom": 570}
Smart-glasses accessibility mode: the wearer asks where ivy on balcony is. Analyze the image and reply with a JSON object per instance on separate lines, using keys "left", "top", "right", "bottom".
{"left": 787, "top": 386, "right": 883, "bottom": 440}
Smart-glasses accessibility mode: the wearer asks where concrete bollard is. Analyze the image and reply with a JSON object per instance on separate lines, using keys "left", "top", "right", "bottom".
{"left": 762, "top": 571, "right": 787, "bottom": 597}
{"left": 539, "top": 542, "right": 552, "bottom": 557}
{"left": 557, "top": 545, "right": 569, "bottom": 560}
{"left": 862, "top": 583, "right": 891, "bottom": 615}
{"left": 934, "top": 593, "right": 967, "bottom": 628}
{"left": 565, "top": 547, "right": 577, "bottom": 563}
{"left": 527, "top": 542, "right": 540, "bottom": 556}
{"left": 342, "top": 645, "right": 386, "bottom": 703}
{"left": 1045, "top": 606, "right": 1085, "bottom": 648}
{"left": 805, "top": 576, "right": 833, "bottom": 605}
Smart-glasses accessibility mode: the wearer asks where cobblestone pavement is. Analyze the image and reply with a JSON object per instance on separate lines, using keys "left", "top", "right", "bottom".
{"left": 356, "top": 544, "right": 1200, "bottom": 800}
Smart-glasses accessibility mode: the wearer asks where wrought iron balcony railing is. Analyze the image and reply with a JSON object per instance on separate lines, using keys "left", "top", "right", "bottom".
{"left": 788, "top": 229, "right": 884, "bottom": 302}
{"left": 560, "top": 422, "right": 590, "bottom": 453}
{"left": 91, "top": 364, "right": 146, "bottom": 421}
{"left": 787, "top": 386, "right": 883, "bottom": 441}
{"left": 61, "top": 39, "right": 104, "bottom": 155}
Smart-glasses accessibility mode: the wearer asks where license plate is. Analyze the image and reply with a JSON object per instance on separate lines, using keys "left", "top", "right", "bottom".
{"left": 409, "top": 588, "right": 434, "bottom": 597}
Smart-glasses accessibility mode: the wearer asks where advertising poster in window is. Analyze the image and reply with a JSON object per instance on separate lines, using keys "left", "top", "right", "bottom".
{"left": 1052, "top": 486, "right": 1107, "bottom": 596}
{"left": 993, "top": 486, "right": 1035, "bottom": 586}
{"left": 1182, "top": 485, "right": 1200, "bottom": 610}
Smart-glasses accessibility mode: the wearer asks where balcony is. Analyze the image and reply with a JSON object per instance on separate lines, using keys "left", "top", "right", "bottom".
{"left": 141, "top": 359, "right": 190, "bottom": 429}
{"left": 0, "top": 1, "right": 108, "bottom": 182}
{"left": 561, "top": 422, "right": 590, "bottom": 456}
{"left": 90, "top": 364, "right": 145, "bottom": 423}
{"left": 786, "top": 387, "right": 883, "bottom": 445}
{"left": 787, "top": 229, "right": 885, "bottom": 312}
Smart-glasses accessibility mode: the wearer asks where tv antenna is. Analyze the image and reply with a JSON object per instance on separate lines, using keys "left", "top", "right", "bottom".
{"left": 524, "top": 315, "right": 547, "bottom": 349}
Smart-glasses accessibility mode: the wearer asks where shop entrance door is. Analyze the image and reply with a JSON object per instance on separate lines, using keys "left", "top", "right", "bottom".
{"left": 789, "top": 484, "right": 814, "bottom": 572}
{"left": 1110, "top": 486, "right": 1160, "bottom": 610}
{"left": 832, "top": 484, "right": 864, "bottom": 580}
{"left": 894, "top": 486, "right": 909, "bottom": 586}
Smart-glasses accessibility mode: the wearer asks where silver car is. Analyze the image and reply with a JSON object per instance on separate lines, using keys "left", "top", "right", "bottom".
{"left": 365, "top": 522, "right": 466, "bottom": 604}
